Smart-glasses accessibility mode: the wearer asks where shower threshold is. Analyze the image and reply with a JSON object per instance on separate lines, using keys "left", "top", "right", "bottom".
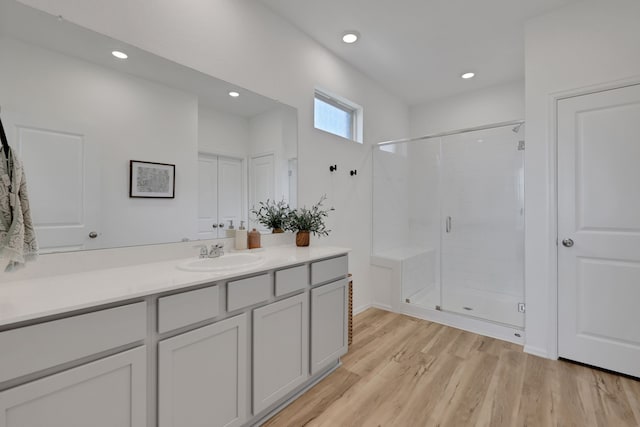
{"left": 405, "top": 285, "right": 524, "bottom": 328}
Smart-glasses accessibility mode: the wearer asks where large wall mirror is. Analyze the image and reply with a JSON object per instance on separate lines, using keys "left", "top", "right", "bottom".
{"left": 0, "top": 0, "right": 297, "bottom": 253}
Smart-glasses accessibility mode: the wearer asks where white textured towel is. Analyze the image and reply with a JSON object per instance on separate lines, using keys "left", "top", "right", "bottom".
{"left": 0, "top": 146, "right": 38, "bottom": 271}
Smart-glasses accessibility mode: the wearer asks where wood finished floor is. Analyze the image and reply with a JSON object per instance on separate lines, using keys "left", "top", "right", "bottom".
{"left": 264, "top": 308, "right": 640, "bottom": 427}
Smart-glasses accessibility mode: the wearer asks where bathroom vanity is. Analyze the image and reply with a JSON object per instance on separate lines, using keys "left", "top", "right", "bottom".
{"left": 0, "top": 246, "right": 350, "bottom": 427}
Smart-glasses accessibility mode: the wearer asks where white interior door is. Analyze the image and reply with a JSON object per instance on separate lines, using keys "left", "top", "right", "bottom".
{"left": 198, "top": 154, "right": 244, "bottom": 238}
{"left": 288, "top": 158, "right": 298, "bottom": 208}
{"left": 217, "top": 156, "right": 243, "bottom": 232}
{"left": 558, "top": 83, "right": 640, "bottom": 378}
{"left": 2, "top": 112, "right": 100, "bottom": 252}
{"left": 197, "top": 154, "right": 219, "bottom": 239}
{"left": 249, "top": 154, "right": 275, "bottom": 231}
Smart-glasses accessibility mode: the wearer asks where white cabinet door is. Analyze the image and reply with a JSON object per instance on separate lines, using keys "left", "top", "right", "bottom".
{"left": 558, "top": 83, "right": 640, "bottom": 378}
{"left": 158, "top": 314, "right": 248, "bottom": 427}
{"left": 310, "top": 278, "right": 348, "bottom": 375}
{"left": 0, "top": 347, "right": 146, "bottom": 427}
{"left": 253, "top": 293, "right": 308, "bottom": 414}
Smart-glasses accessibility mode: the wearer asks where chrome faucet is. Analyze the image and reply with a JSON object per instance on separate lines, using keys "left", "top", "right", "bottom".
{"left": 209, "top": 243, "right": 224, "bottom": 258}
{"left": 199, "top": 243, "right": 224, "bottom": 258}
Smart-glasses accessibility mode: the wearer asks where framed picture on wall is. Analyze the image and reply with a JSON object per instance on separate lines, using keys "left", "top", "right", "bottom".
{"left": 129, "top": 160, "right": 175, "bottom": 198}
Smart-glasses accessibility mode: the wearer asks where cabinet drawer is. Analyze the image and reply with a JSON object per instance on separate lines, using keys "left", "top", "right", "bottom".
{"left": 227, "top": 274, "right": 271, "bottom": 312}
{"left": 311, "top": 255, "right": 348, "bottom": 286}
{"left": 158, "top": 285, "right": 220, "bottom": 333}
{"left": 0, "top": 302, "right": 146, "bottom": 383}
{"left": 275, "top": 265, "right": 308, "bottom": 297}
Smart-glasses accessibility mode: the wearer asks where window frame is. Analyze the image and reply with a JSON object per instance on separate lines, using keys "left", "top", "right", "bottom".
{"left": 314, "top": 89, "right": 363, "bottom": 143}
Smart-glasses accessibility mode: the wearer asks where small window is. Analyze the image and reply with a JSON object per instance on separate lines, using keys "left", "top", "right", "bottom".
{"left": 314, "top": 90, "right": 362, "bottom": 143}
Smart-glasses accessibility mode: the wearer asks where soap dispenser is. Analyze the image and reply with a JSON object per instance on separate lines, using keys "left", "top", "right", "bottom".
{"left": 235, "top": 221, "right": 248, "bottom": 250}
{"left": 226, "top": 220, "right": 236, "bottom": 238}
{"left": 248, "top": 228, "right": 261, "bottom": 249}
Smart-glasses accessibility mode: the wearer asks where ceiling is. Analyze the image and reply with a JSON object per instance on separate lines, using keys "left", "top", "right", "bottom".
{"left": 258, "top": 0, "right": 579, "bottom": 105}
{"left": 0, "top": 0, "right": 281, "bottom": 117}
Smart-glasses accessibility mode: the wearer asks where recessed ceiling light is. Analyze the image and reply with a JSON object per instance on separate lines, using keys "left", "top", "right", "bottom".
{"left": 461, "top": 72, "right": 475, "bottom": 79}
{"left": 111, "top": 50, "right": 128, "bottom": 60}
{"left": 342, "top": 32, "right": 359, "bottom": 44}
{"left": 229, "top": 91, "right": 240, "bottom": 98}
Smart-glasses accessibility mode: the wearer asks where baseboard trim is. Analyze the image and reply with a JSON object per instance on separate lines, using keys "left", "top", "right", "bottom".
{"left": 354, "top": 303, "right": 393, "bottom": 315}
{"left": 353, "top": 303, "right": 371, "bottom": 315}
{"left": 524, "top": 345, "right": 553, "bottom": 359}
{"left": 370, "top": 303, "right": 393, "bottom": 311}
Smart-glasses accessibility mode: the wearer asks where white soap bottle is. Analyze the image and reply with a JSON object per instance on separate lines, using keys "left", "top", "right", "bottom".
{"left": 235, "top": 221, "right": 248, "bottom": 250}
{"left": 226, "top": 220, "right": 236, "bottom": 238}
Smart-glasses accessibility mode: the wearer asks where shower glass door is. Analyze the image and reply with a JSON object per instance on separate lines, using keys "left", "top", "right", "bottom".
{"left": 402, "top": 137, "right": 442, "bottom": 309}
{"left": 440, "top": 125, "right": 525, "bottom": 327}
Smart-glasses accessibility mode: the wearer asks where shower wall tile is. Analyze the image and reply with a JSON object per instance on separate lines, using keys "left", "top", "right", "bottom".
{"left": 372, "top": 148, "right": 411, "bottom": 253}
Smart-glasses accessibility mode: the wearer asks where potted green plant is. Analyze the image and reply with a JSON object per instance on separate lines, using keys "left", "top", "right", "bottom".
{"left": 250, "top": 199, "right": 290, "bottom": 233}
{"left": 285, "top": 195, "right": 334, "bottom": 247}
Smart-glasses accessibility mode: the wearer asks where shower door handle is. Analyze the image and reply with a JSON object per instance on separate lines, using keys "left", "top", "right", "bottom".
{"left": 446, "top": 216, "right": 452, "bottom": 233}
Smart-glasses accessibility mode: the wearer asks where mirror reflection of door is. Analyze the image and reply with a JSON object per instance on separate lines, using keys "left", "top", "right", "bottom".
{"left": 2, "top": 112, "right": 100, "bottom": 253}
{"left": 249, "top": 154, "right": 275, "bottom": 232}
{"left": 288, "top": 158, "right": 298, "bottom": 209}
{"left": 198, "top": 153, "right": 243, "bottom": 239}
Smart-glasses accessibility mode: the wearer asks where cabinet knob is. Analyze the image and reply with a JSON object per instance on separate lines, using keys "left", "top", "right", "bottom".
{"left": 89, "top": 231, "right": 98, "bottom": 239}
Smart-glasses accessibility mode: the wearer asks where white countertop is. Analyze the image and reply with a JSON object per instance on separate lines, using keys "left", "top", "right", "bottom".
{"left": 0, "top": 245, "right": 350, "bottom": 327}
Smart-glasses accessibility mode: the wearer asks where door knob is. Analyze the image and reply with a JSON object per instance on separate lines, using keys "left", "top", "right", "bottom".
{"left": 562, "top": 238, "right": 574, "bottom": 247}
{"left": 89, "top": 231, "right": 98, "bottom": 239}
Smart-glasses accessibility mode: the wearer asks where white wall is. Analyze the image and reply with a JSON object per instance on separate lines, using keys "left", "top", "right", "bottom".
{"left": 198, "top": 106, "right": 249, "bottom": 159}
{"left": 410, "top": 80, "right": 524, "bottom": 137}
{"left": 524, "top": 0, "right": 640, "bottom": 358}
{"left": 0, "top": 37, "right": 200, "bottom": 248}
{"left": 249, "top": 108, "right": 284, "bottom": 203}
{"left": 13, "top": 0, "right": 411, "bottom": 311}
{"left": 248, "top": 107, "right": 296, "bottom": 208}
{"left": 372, "top": 147, "right": 410, "bottom": 255}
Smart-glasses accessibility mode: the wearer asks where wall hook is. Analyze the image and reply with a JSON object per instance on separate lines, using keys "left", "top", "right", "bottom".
{"left": 350, "top": 170, "right": 357, "bottom": 176}
{"left": 329, "top": 165, "right": 337, "bottom": 172}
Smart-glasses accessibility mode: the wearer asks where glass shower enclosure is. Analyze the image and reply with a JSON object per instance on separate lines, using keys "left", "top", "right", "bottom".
{"left": 372, "top": 122, "right": 525, "bottom": 328}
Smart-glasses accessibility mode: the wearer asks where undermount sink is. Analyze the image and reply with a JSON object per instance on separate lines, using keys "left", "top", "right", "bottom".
{"left": 177, "top": 253, "right": 266, "bottom": 272}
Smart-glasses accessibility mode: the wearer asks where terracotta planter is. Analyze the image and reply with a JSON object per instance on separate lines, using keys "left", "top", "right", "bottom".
{"left": 272, "top": 228, "right": 284, "bottom": 234}
{"left": 296, "top": 231, "right": 310, "bottom": 247}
